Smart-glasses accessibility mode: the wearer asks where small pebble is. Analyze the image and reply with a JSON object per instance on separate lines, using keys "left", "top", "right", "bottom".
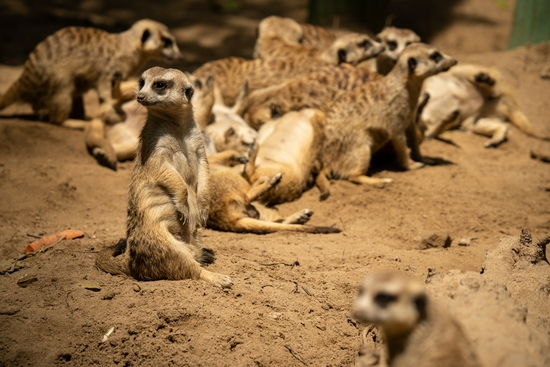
{"left": 17, "top": 274, "right": 38, "bottom": 288}
{"left": 458, "top": 238, "right": 471, "bottom": 246}
{"left": 133, "top": 283, "right": 141, "bottom": 292}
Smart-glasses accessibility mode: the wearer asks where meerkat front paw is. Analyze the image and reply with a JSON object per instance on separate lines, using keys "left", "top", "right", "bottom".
{"left": 269, "top": 173, "right": 283, "bottom": 187}
{"left": 292, "top": 209, "right": 313, "bottom": 224}
{"left": 201, "top": 270, "right": 233, "bottom": 288}
{"left": 474, "top": 72, "right": 495, "bottom": 86}
{"left": 92, "top": 147, "right": 117, "bottom": 171}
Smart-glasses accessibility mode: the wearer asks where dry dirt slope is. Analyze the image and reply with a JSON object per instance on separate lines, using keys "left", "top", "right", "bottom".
{"left": 0, "top": 40, "right": 549, "bottom": 367}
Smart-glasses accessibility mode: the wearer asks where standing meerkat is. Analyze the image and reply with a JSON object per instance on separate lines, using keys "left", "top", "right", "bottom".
{"left": 317, "top": 43, "right": 456, "bottom": 200}
{"left": 359, "top": 27, "right": 421, "bottom": 75}
{"left": 0, "top": 19, "right": 181, "bottom": 127}
{"left": 96, "top": 67, "right": 232, "bottom": 288}
{"left": 352, "top": 272, "right": 481, "bottom": 367}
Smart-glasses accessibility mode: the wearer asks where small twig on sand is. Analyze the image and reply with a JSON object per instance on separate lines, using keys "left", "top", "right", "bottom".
{"left": 302, "top": 286, "right": 313, "bottom": 296}
{"left": 259, "top": 260, "right": 300, "bottom": 267}
{"left": 26, "top": 233, "right": 42, "bottom": 239}
{"left": 284, "top": 345, "right": 308, "bottom": 366}
{"left": 339, "top": 217, "right": 346, "bottom": 232}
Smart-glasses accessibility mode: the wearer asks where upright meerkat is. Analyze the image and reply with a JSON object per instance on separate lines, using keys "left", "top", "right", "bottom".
{"left": 317, "top": 43, "right": 456, "bottom": 200}
{"left": 96, "top": 67, "right": 232, "bottom": 288}
{"left": 244, "top": 63, "right": 382, "bottom": 129}
{"left": 352, "top": 272, "right": 481, "bottom": 367}
{"left": 0, "top": 19, "right": 181, "bottom": 127}
{"left": 193, "top": 35, "right": 383, "bottom": 107}
{"left": 417, "top": 64, "right": 550, "bottom": 147}
{"left": 359, "top": 27, "right": 421, "bottom": 75}
{"left": 207, "top": 169, "right": 341, "bottom": 234}
{"left": 243, "top": 109, "right": 327, "bottom": 205}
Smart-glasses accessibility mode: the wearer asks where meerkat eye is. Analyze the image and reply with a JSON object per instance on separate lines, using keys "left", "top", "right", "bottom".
{"left": 374, "top": 292, "right": 398, "bottom": 308}
{"left": 406, "top": 41, "right": 413, "bottom": 46}
{"left": 138, "top": 78, "right": 145, "bottom": 90}
{"left": 298, "top": 36, "right": 304, "bottom": 44}
{"left": 184, "top": 87, "right": 194, "bottom": 101}
{"left": 270, "top": 104, "right": 282, "bottom": 118}
{"left": 359, "top": 40, "right": 372, "bottom": 49}
{"left": 430, "top": 52, "right": 443, "bottom": 63}
{"left": 162, "top": 37, "right": 173, "bottom": 48}
{"left": 154, "top": 81, "right": 167, "bottom": 90}
{"left": 386, "top": 40, "right": 397, "bottom": 51}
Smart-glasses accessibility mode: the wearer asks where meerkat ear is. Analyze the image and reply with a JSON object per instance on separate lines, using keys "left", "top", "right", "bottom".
{"left": 141, "top": 29, "right": 151, "bottom": 44}
{"left": 184, "top": 87, "right": 194, "bottom": 101}
{"left": 408, "top": 57, "right": 417, "bottom": 71}
{"left": 337, "top": 49, "right": 347, "bottom": 64}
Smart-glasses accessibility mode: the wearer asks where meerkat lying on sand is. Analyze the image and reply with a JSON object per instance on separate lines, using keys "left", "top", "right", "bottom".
{"left": 352, "top": 272, "right": 481, "bottom": 367}
{"left": 0, "top": 19, "right": 181, "bottom": 128}
{"left": 207, "top": 169, "right": 341, "bottom": 234}
{"left": 243, "top": 109, "right": 326, "bottom": 205}
{"left": 360, "top": 27, "right": 421, "bottom": 75}
{"left": 417, "top": 64, "right": 550, "bottom": 147}
{"left": 244, "top": 63, "right": 382, "bottom": 129}
{"left": 317, "top": 43, "right": 456, "bottom": 200}
{"left": 96, "top": 67, "right": 232, "bottom": 288}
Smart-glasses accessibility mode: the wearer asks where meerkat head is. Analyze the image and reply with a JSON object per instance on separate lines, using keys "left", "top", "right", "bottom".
{"left": 322, "top": 33, "right": 385, "bottom": 65}
{"left": 131, "top": 19, "right": 182, "bottom": 62}
{"left": 352, "top": 272, "right": 428, "bottom": 338}
{"left": 257, "top": 16, "right": 304, "bottom": 44}
{"left": 398, "top": 43, "right": 456, "bottom": 81}
{"left": 136, "top": 67, "right": 194, "bottom": 117}
{"left": 375, "top": 27, "right": 421, "bottom": 62}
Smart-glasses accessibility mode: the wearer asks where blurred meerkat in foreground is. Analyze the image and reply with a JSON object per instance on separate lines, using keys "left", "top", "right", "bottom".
{"left": 417, "top": 64, "right": 550, "bottom": 147}
{"left": 96, "top": 67, "right": 232, "bottom": 288}
{"left": 352, "top": 272, "right": 481, "bottom": 367}
{"left": 317, "top": 43, "right": 456, "bottom": 199}
{"left": 360, "top": 27, "right": 421, "bottom": 75}
{"left": 0, "top": 19, "right": 181, "bottom": 128}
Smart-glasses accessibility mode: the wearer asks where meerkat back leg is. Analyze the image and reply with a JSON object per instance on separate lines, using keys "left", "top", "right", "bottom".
{"left": 96, "top": 77, "right": 124, "bottom": 124}
{"left": 465, "top": 117, "right": 508, "bottom": 147}
{"left": 282, "top": 209, "right": 313, "bottom": 224}
{"left": 315, "top": 169, "right": 331, "bottom": 201}
{"left": 84, "top": 118, "right": 118, "bottom": 170}
{"left": 346, "top": 145, "right": 393, "bottom": 185}
{"left": 253, "top": 202, "right": 284, "bottom": 222}
{"left": 48, "top": 89, "right": 74, "bottom": 125}
{"left": 391, "top": 132, "right": 425, "bottom": 170}
{"left": 246, "top": 172, "right": 282, "bottom": 203}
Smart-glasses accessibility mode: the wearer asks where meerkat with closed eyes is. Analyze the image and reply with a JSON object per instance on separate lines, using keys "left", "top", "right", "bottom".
{"left": 96, "top": 67, "right": 232, "bottom": 288}
{"left": 352, "top": 272, "right": 481, "bottom": 367}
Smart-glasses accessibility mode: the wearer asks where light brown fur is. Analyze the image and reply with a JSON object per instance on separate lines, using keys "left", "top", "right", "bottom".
{"left": 207, "top": 170, "right": 341, "bottom": 234}
{"left": 0, "top": 19, "right": 181, "bottom": 128}
{"left": 318, "top": 43, "right": 456, "bottom": 200}
{"left": 352, "top": 272, "right": 481, "bottom": 367}
{"left": 244, "top": 109, "right": 327, "bottom": 205}
{"left": 359, "top": 27, "right": 421, "bottom": 75}
{"left": 253, "top": 16, "right": 304, "bottom": 59}
{"left": 300, "top": 22, "right": 349, "bottom": 49}
{"left": 244, "top": 63, "right": 382, "bottom": 129}
{"left": 418, "top": 64, "right": 550, "bottom": 147}
{"left": 95, "top": 67, "right": 232, "bottom": 288}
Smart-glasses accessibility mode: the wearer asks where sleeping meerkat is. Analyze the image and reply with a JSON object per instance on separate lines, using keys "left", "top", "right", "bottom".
{"left": 417, "top": 64, "right": 550, "bottom": 147}
{"left": 192, "top": 35, "right": 383, "bottom": 108}
{"left": 243, "top": 109, "right": 327, "bottom": 205}
{"left": 96, "top": 67, "right": 232, "bottom": 288}
{"left": 207, "top": 169, "right": 341, "bottom": 234}
{"left": 244, "top": 63, "right": 382, "bottom": 129}
{"left": 317, "top": 43, "right": 456, "bottom": 200}
{"left": 359, "top": 27, "right": 421, "bottom": 75}
{"left": 0, "top": 19, "right": 181, "bottom": 128}
{"left": 352, "top": 272, "right": 481, "bottom": 367}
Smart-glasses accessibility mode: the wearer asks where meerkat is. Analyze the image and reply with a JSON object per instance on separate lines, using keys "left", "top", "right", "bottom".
{"left": 0, "top": 19, "right": 181, "bottom": 128}
{"left": 300, "top": 22, "right": 349, "bottom": 49}
{"left": 192, "top": 35, "right": 384, "bottom": 107}
{"left": 207, "top": 169, "right": 341, "bottom": 234}
{"left": 253, "top": 16, "right": 304, "bottom": 59}
{"left": 352, "top": 272, "right": 481, "bottom": 367}
{"left": 317, "top": 43, "right": 456, "bottom": 200}
{"left": 244, "top": 63, "right": 382, "bottom": 129}
{"left": 417, "top": 64, "right": 550, "bottom": 147}
{"left": 359, "top": 27, "right": 421, "bottom": 75}
{"left": 95, "top": 67, "right": 232, "bottom": 288}
{"left": 243, "top": 109, "right": 327, "bottom": 205}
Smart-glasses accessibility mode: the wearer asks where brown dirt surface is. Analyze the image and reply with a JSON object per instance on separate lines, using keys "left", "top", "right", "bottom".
{"left": 0, "top": 0, "right": 549, "bottom": 366}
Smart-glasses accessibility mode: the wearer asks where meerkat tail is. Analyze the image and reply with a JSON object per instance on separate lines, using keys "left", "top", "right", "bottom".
{"left": 234, "top": 218, "right": 341, "bottom": 234}
{"left": 95, "top": 239, "right": 131, "bottom": 276}
{"left": 499, "top": 96, "right": 550, "bottom": 140}
{"left": 0, "top": 79, "right": 23, "bottom": 111}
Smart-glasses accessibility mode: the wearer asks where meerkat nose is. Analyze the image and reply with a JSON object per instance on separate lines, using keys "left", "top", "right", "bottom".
{"left": 137, "top": 94, "right": 145, "bottom": 102}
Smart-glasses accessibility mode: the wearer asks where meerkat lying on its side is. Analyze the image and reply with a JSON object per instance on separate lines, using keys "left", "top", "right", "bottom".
{"left": 317, "top": 43, "right": 456, "bottom": 200}
{"left": 193, "top": 35, "right": 382, "bottom": 108}
{"left": 207, "top": 170, "right": 341, "bottom": 234}
{"left": 244, "top": 63, "right": 382, "bottom": 129}
{"left": 417, "top": 64, "right": 550, "bottom": 147}
{"left": 0, "top": 19, "right": 181, "bottom": 128}
{"left": 352, "top": 272, "right": 481, "bottom": 367}
{"left": 359, "top": 27, "right": 421, "bottom": 76}
{"left": 96, "top": 67, "right": 232, "bottom": 288}
{"left": 243, "top": 109, "right": 326, "bottom": 205}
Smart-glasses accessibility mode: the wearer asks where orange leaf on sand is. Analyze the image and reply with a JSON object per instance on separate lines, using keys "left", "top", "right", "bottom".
{"left": 23, "top": 230, "right": 85, "bottom": 253}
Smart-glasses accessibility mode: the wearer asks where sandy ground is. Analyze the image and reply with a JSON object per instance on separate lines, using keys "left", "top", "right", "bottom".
{"left": 0, "top": 0, "right": 549, "bottom": 366}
